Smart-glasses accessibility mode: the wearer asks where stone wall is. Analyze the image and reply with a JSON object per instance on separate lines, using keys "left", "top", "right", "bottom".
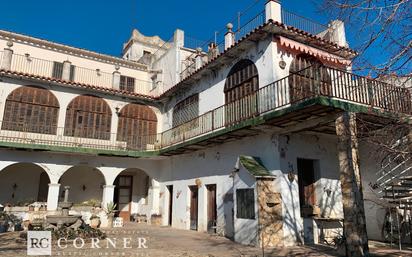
{"left": 257, "top": 179, "right": 283, "bottom": 248}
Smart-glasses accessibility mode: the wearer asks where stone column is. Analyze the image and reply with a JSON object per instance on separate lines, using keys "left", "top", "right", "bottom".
{"left": 224, "top": 23, "right": 235, "bottom": 51}
{"left": 46, "top": 183, "right": 61, "bottom": 211}
{"left": 335, "top": 112, "right": 369, "bottom": 257}
{"left": 195, "top": 48, "right": 203, "bottom": 70}
{"left": 112, "top": 66, "right": 121, "bottom": 90}
{"left": 62, "top": 60, "right": 72, "bottom": 81}
{"left": 1, "top": 41, "right": 14, "bottom": 70}
{"left": 102, "top": 185, "right": 116, "bottom": 208}
{"left": 265, "top": 0, "right": 282, "bottom": 23}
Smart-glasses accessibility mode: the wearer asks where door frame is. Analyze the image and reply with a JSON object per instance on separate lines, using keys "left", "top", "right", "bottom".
{"left": 114, "top": 175, "right": 133, "bottom": 221}
{"left": 167, "top": 185, "right": 173, "bottom": 226}
{"left": 206, "top": 184, "right": 217, "bottom": 233}
{"left": 189, "top": 186, "right": 199, "bottom": 231}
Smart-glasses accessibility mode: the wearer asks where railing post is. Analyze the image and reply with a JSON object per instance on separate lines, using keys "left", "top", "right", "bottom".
{"left": 265, "top": 0, "right": 282, "bottom": 23}
{"left": 195, "top": 47, "right": 203, "bottom": 70}
{"left": 62, "top": 60, "right": 72, "bottom": 81}
{"left": 112, "top": 65, "right": 121, "bottom": 90}
{"left": 225, "top": 23, "right": 235, "bottom": 50}
{"left": 1, "top": 41, "right": 14, "bottom": 70}
{"left": 211, "top": 111, "right": 215, "bottom": 130}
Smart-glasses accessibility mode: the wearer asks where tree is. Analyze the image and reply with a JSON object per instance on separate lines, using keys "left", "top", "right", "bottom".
{"left": 321, "top": 1, "right": 412, "bottom": 256}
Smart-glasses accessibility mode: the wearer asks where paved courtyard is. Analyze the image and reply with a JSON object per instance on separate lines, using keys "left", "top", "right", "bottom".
{"left": 0, "top": 223, "right": 411, "bottom": 257}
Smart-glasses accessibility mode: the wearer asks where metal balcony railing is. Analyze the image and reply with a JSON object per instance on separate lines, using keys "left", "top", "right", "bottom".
{"left": 2, "top": 52, "right": 155, "bottom": 96}
{"left": 281, "top": 9, "right": 329, "bottom": 36}
{"left": 0, "top": 65, "right": 409, "bottom": 153}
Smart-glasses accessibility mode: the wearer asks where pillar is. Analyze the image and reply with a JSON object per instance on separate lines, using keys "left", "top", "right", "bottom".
{"left": 112, "top": 66, "right": 121, "bottom": 90}
{"left": 224, "top": 23, "right": 235, "bottom": 50}
{"left": 102, "top": 185, "right": 115, "bottom": 208}
{"left": 62, "top": 60, "right": 72, "bottom": 81}
{"left": 1, "top": 42, "right": 14, "bottom": 70}
{"left": 148, "top": 179, "right": 160, "bottom": 215}
{"left": 195, "top": 48, "right": 203, "bottom": 70}
{"left": 335, "top": 112, "right": 369, "bottom": 257}
{"left": 46, "top": 183, "right": 61, "bottom": 211}
{"left": 265, "top": 0, "right": 282, "bottom": 23}
{"left": 197, "top": 185, "right": 207, "bottom": 232}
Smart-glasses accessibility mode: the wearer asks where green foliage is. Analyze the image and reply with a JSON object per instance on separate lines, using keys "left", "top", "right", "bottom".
{"left": 104, "top": 202, "right": 117, "bottom": 215}
{"left": 51, "top": 224, "right": 106, "bottom": 240}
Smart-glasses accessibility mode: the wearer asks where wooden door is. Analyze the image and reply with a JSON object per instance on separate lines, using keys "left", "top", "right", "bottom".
{"left": 297, "top": 158, "right": 317, "bottom": 216}
{"left": 167, "top": 185, "right": 173, "bottom": 226}
{"left": 206, "top": 185, "right": 217, "bottom": 233}
{"left": 189, "top": 186, "right": 198, "bottom": 230}
{"left": 115, "top": 176, "right": 133, "bottom": 221}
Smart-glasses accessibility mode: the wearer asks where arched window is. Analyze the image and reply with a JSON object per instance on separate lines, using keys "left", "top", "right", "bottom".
{"left": 173, "top": 94, "right": 199, "bottom": 127}
{"left": 117, "top": 103, "right": 157, "bottom": 149}
{"left": 289, "top": 54, "right": 332, "bottom": 102}
{"left": 2, "top": 86, "right": 59, "bottom": 134}
{"left": 64, "top": 95, "right": 112, "bottom": 140}
{"left": 224, "top": 59, "right": 259, "bottom": 103}
{"left": 224, "top": 59, "right": 259, "bottom": 125}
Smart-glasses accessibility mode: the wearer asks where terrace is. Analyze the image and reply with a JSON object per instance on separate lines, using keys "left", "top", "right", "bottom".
{"left": 0, "top": 64, "right": 410, "bottom": 157}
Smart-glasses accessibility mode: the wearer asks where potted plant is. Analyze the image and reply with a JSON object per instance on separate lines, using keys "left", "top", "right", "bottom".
{"left": 104, "top": 202, "right": 117, "bottom": 228}
{"left": 150, "top": 214, "right": 162, "bottom": 226}
{"left": 89, "top": 214, "right": 101, "bottom": 228}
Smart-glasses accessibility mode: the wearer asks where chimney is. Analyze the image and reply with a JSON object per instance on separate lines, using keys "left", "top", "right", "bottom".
{"left": 224, "top": 23, "right": 235, "bottom": 50}
{"left": 265, "top": 0, "right": 282, "bottom": 23}
{"left": 328, "top": 20, "right": 348, "bottom": 47}
{"left": 174, "top": 29, "right": 184, "bottom": 48}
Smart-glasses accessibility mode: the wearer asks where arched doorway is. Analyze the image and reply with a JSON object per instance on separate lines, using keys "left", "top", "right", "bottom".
{"left": 2, "top": 86, "right": 59, "bottom": 134}
{"left": 0, "top": 163, "right": 50, "bottom": 205}
{"left": 59, "top": 166, "right": 105, "bottom": 205}
{"left": 113, "top": 168, "right": 150, "bottom": 221}
{"left": 289, "top": 54, "right": 332, "bottom": 102}
{"left": 224, "top": 59, "right": 259, "bottom": 125}
{"left": 117, "top": 103, "right": 157, "bottom": 150}
{"left": 64, "top": 95, "right": 112, "bottom": 140}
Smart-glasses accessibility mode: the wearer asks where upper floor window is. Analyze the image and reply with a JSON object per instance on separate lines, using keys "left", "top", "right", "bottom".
{"left": 64, "top": 95, "right": 112, "bottom": 140}
{"left": 2, "top": 86, "right": 59, "bottom": 134}
{"left": 117, "top": 103, "right": 157, "bottom": 149}
{"left": 172, "top": 94, "right": 199, "bottom": 127}
{"left": 120, "top": 75, "right": 135, "bottom": 93}
{"left": 224, "top": 59, "right": 259, "bottom": 104}
{"left": 52, "top": 62, "right": 75, "bottom": 81}
{"left": 289, "top": 54, "right": 332, "bottom": 102}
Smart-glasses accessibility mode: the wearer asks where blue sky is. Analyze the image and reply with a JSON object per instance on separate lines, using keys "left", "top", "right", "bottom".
{"left": 0, "top": 0, "right": 331, "bottom": 56}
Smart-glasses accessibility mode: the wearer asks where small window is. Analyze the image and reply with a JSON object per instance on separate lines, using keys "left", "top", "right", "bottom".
{"left": 236, "top": 188, "right": 255, "bottom": 219}
{"left": 120, "top": 75, "right": 135, "bottom": 92}
{"left": 143, "top": 50, "right": 152, "bottom": 56}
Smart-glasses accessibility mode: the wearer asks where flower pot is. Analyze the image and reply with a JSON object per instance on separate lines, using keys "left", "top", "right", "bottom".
{"left": 90, "top": 217, "right": 101, "bottom": 229}
{"left": 107, "top": 214, "right": 114, "bottom": 228}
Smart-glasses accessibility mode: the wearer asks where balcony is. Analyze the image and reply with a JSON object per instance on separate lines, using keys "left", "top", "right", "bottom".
{"left": 0, "top": 65, "right": 410, "bottom": 157}
{"left": 180, "top": 7, "right": 331, "bottom": 81}
{"left": 0, "top": 52, "right": 156, "bottom": 97}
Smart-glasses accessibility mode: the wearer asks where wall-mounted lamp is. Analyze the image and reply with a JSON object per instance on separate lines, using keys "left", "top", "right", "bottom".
{"left": 115, "top": 106, "right": 120, "bottom": 116}
{"left": 287, "top": 164, "right": 296, "bottom": 183}
{"left": 96, "top": 69, "right": 101, "bottom": 76}
{"left": 279, "top": 54, "right": 286, "bottom": 70}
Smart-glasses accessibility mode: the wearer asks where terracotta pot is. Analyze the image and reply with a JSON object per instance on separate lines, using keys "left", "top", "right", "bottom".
{"left": 90, "top": 218, "right": 101, "bottom": 228}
